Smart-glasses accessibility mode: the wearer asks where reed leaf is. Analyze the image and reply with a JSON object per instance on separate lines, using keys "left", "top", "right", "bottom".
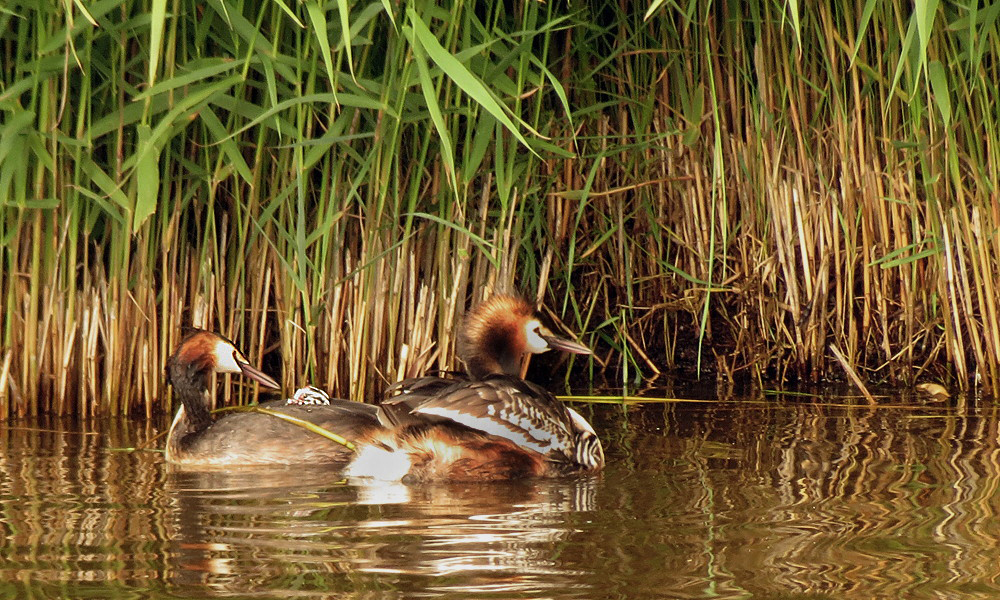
{"left": 5, "top": 0, "right": 1000, "bottom": 417}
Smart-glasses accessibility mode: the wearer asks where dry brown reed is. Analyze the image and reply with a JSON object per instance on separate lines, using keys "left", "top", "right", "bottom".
{"left": 2, "top": 1, "right": 1000, "bottom": 418}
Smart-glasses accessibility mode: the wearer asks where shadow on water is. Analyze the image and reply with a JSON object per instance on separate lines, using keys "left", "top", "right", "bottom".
{"left": 2, "top": 391, "right": 1000, "bottom": 599}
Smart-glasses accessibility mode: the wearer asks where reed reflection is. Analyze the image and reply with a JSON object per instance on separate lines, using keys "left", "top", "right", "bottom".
{"left": 0, "top": 418, "right": 170, "bottom": 592}
{"left": 6, "top": 398, "right": 1000, "bottom": 599}
{"left": 590, "top": 398, "right": 1000, "bottom": 599}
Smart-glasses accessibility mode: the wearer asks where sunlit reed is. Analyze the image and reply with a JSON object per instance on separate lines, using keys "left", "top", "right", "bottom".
{"left": 1, "top": 2, "right": 997, "bottom": 417}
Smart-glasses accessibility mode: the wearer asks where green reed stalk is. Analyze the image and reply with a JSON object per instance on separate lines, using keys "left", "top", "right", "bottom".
{"left": 4, "top": 1, "right": 1000, "bottom": 417}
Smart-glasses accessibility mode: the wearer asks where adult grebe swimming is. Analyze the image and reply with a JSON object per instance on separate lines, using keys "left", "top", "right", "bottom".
{"left": 163, "top": 330, "right": 379, "bottom": 467}
{"left": 164, "top": 296, "right": 603, "bottom": 480}
{"left": 347, "top": 295, "right": 604, "bottom": 481}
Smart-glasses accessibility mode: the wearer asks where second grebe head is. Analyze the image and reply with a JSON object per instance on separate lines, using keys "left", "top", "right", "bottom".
{"left": 166, "top": 330, "right": 280, "bottom": 393}
{"left": 457, "top": 295, "right": 591, "bottom": 379}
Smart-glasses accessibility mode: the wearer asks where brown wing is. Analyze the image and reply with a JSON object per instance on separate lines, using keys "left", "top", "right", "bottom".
{"left": 398, "top": 375, "right": 579, "bottom": 460}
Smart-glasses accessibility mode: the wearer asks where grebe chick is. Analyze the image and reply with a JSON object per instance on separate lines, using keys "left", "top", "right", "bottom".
{"left": 353, "top": 295, "right": 604, "bottom": 481}
{"left": 164, "top": 330, "right": 380, "bottom": 468}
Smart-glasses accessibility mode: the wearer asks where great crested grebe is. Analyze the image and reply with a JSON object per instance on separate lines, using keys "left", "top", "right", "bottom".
{"left": 164, "top": 296, "right": 603, "bottom": 479}
{"left": 164, "top": 330, "right": 381, "bottom": 467}
{"left": 344, "top": 295, "right": 605, "bottom": 481}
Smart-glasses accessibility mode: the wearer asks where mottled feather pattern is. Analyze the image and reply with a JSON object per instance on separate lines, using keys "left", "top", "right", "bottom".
{"left": 163, "top": 294, "right": 603, "bottom": 475}
{"left": 287, "top": 386, "right": 332, "bottom": 405}
{"left": 378, "top": 296, "right": 604, "bottom": 475}
{"left": 397, "top": 375, "right": 582, "bottom": 464}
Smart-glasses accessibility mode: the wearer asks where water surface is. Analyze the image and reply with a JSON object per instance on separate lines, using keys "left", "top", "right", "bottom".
{"left": 2, "top": 392, "right": 1000, "bottom": 599}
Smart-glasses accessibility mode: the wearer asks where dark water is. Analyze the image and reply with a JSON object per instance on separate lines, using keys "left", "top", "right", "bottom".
{"left": 3, "top": 392, "right": 1000, "bottom": 599}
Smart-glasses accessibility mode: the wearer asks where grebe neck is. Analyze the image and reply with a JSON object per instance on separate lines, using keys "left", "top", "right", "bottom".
{"left": 168, "top": 362, "right": 213, "bottom": 432}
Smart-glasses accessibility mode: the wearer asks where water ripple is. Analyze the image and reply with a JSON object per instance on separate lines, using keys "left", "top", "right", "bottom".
{"left": 4, "top": 402, "right": 1000, "bottom": 598}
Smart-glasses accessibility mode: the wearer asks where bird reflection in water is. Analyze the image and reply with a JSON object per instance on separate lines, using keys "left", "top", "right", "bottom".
{"left": 164, "top": 467, "right": 600, "bottom": 597}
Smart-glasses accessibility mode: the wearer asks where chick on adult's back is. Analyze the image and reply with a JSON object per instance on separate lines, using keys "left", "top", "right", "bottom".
{"left": 164, "top": 330, "right": 379, "bottom": 468}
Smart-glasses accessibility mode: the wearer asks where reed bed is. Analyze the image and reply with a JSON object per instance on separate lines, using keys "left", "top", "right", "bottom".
{"left": 1, "top": 1, "right": 999, "bottom": 418}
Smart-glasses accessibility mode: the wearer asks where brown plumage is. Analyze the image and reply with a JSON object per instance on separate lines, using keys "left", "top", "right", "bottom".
{"left": 164, "top": 296, "right": 604, "bottom": 480}
{"left": 353, "top": 295, "right": 603, "bottom": 481}
{"left": 457, "top": 295, "right": 591, "bottom": 378}
{"left": 164, "top": 330, "right": 380, "bottom": 468}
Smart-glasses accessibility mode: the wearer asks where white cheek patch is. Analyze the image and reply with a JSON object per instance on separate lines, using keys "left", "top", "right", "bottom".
{"left": 213, "top": 341, "right": 244, "bottom": 374}
{"left": 523, "top": 319, "right": 549, "bottom": 354}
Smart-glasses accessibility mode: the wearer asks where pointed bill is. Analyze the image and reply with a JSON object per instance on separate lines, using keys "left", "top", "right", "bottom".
{"left": 236, "top": 359, "right": 281, "bottom": 390}
{"left": 541, "top": 334, "right": 591, "bottom": 355}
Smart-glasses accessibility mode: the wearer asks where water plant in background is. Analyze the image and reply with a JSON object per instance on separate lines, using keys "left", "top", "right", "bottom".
{"left": 1, "top": 0, "right": 998, "bottom": 418}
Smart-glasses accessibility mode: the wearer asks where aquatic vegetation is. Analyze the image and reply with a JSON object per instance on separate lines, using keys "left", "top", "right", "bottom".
{"left": 1, "top": 1, "right": 997, "bottom": 416}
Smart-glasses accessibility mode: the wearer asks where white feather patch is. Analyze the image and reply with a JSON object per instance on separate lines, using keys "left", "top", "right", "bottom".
{"left": 417, "top": 405, "right": 562, "bottom": 454}
{"left": 344, "top": 444, "right": 413, "bottom": 481}
{"left": 523, "top": 319, "right": 548, "bottom": 354}
{"left": 566, "top": 407, "right": 597, "bottom": 435}
{"left": 213, "top": 340, "right": 243, "bottom": 373}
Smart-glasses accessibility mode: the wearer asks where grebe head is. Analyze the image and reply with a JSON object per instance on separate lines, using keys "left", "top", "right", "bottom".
{"left": 166, "top": 330, "right": 280, "bottom": 392}
{"left": 458, "top": 295, "right": 591, "bottom": 379}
